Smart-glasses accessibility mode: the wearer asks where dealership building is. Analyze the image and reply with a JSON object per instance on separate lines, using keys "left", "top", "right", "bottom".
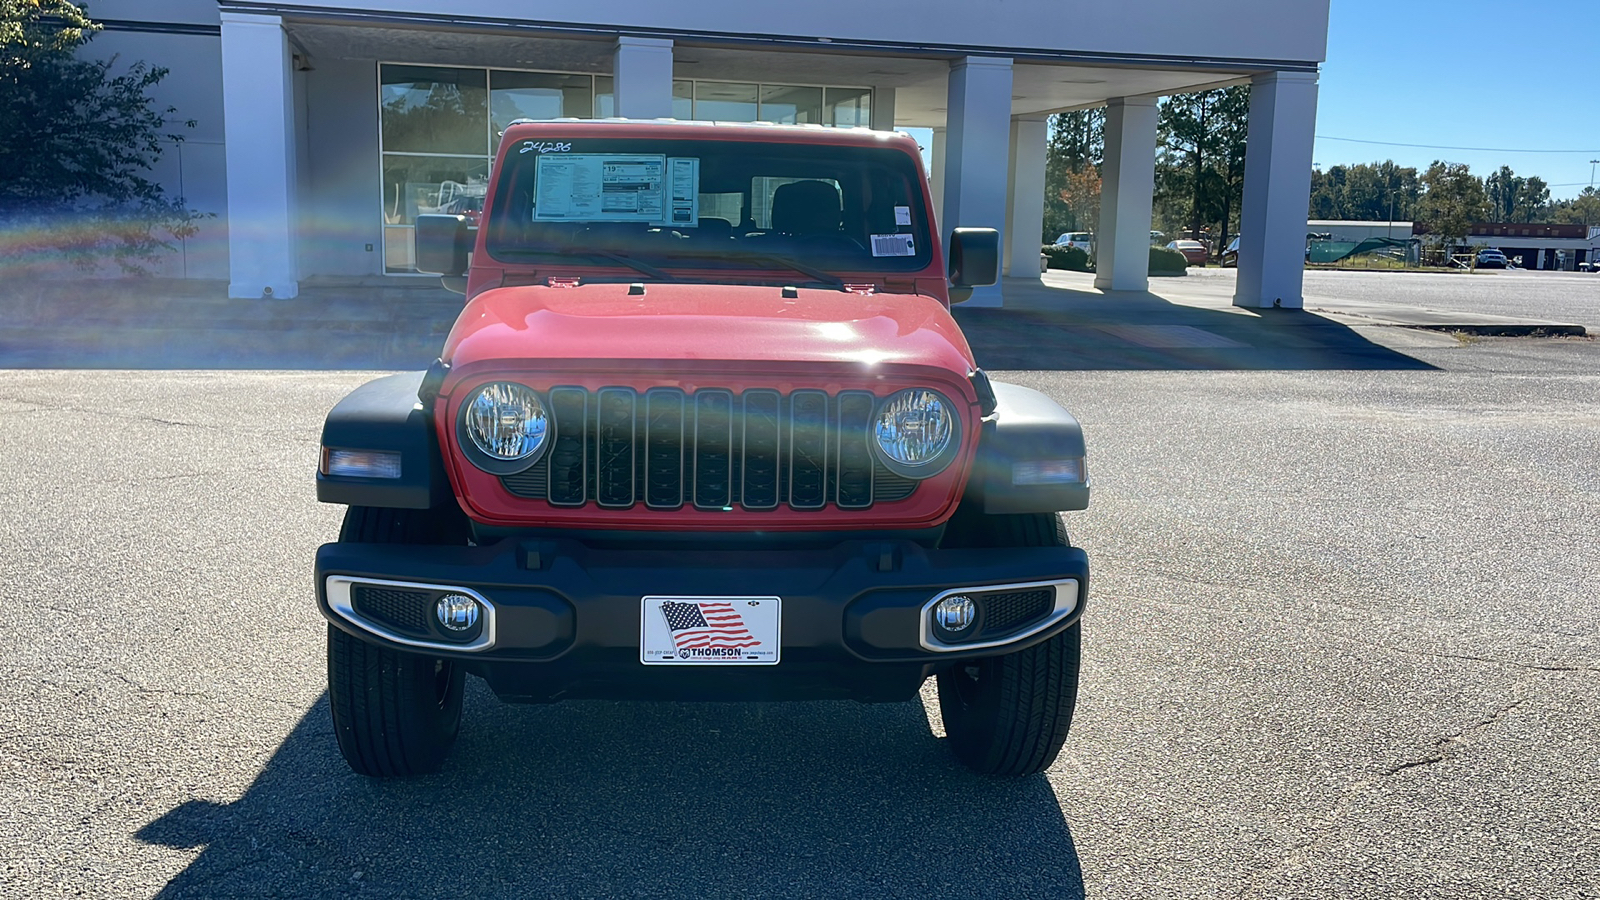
{"left": 84, "top": 0, "right": 1331, "bottom": 307}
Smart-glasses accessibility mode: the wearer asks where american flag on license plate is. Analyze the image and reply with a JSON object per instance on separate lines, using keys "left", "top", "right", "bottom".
{"left": 659, "top": 601, "right": 760, "bottom": 651}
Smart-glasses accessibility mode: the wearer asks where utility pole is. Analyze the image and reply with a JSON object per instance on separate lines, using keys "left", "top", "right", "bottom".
{"left": 1591, "top": 159, "right": 1599, "bottom": 189}
{"left": 1387, "top": 179, "right": 1396, "bottom": 241}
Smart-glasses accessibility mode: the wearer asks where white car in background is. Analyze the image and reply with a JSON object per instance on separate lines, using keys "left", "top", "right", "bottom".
{"left": 1053, "top": 232, "right": 1094, "bottom": 254}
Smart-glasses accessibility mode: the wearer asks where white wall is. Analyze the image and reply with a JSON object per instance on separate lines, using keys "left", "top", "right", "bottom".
{"left": 80, "top": 27, "right": 229, "bottom": 279}
{"left": 262, "top": 0, "right": 1330, "bottom": 64}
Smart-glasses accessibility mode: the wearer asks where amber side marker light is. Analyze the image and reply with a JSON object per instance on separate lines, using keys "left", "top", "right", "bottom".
{"left": 1012, "top": 458, "right": 1086, "bottom": 486}
{"left": 321, "top": 448, "right": 402, "bottom": 479}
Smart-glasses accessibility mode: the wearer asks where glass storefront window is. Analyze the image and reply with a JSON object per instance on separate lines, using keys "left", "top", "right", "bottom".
{"left": 380, "top": 65, "right": 487, "bottom": 156}
{"left": 491, "top": 71, "right": 592, "bottom": 134}
{"left": 381, "top": 155, "right": 490, "bottom": 227}
{"left": 758, "top": 85, "right": 824, "bottom": 125}
{"left": 377, "top": 63, "right": 872, "bottom": 273}
{"left": 593, "top": 78, "right": 694, "bottom": 119}
{"left": 825, "top": 87, "right": 872, "bottom": 128}
{"left": 673, "top": 80, "right": 694, "bottom": 119}
{"left": 381, "top": 154, "right": 489, "bottom": 273}
{"left": 693, "top": 82, "right": 758, "bottom": 122}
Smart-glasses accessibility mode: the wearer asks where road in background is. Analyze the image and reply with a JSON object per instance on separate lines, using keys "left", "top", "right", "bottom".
{"left": 1, "top": 326, "right": 1596, "bottom": 897}
{"left": 1145, "top": 267, "right": 1600, "bottom": 331}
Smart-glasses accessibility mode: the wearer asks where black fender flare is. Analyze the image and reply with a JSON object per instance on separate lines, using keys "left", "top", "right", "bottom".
{"left": 970, "top": 380, "right": 1091, "bottom": 514}
{"left": 316, "top": 372, "right": 452, "bottom": 510}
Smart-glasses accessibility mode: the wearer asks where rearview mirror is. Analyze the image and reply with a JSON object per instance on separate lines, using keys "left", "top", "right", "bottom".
{"left": 415, "top": 214, "right": 472, "bottom": 277}
{"left": 948, "top": 227, "right": 999, "bottom": 289}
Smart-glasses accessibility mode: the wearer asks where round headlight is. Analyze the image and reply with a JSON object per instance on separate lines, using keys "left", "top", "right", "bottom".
{"left": 460, "top": 382, "right": 548, "bottom": 471}
{"left": 873, "top": 388, "right": 957, "bottom": 476}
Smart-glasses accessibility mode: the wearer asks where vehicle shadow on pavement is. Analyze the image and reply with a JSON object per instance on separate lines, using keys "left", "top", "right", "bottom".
{"left": 954, "top": 278, "right": 1437, "bottom": 371}
{"left": 137, "top": 685, "right": 1085, "bottom": 898}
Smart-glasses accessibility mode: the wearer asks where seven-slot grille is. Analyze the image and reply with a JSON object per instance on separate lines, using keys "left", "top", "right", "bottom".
{"left": 500, "top": 387, "right": 920, "bottom": 511}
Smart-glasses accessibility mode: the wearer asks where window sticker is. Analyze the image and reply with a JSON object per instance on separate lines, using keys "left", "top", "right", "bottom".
{"left": 667, "top": 157, "right": 700, "bottom": 227}
{"left": 894, "top": 205, "right": 912, "bottom": 226}
{"left": 870, "top": 233, "right": 916, "bottom": 257}
{"left": 532, "top": 153, "right": 700, "bottom": 226}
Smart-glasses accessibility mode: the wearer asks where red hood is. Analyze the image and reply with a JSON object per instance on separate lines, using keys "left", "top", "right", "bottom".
{"left": 442, "top": 282, "right": 976, "bottom": 374}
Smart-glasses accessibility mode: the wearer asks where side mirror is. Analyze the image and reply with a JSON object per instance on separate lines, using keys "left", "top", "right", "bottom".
{"left": 949, "top": 227, "right": 999, "bottom": 289}
{"left": 415, "top": 214, "right": 471, "bottom": 277}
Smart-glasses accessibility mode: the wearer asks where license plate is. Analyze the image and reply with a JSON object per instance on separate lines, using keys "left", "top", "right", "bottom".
{"left": 640, "top": 596, "right": 781, "bottom": 665}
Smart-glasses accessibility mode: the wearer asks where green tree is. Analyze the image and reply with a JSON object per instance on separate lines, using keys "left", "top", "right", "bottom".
{"left": 1154, "top": 86, "right": 1249, "bottom": 252}
{"left": 1308, "top": 161, "right": 1420, "bottom": 223}
{"left": 1208, "top": 86, "right": 1250, "bottom": 258}
{"left": 1042, "top": 108, "right": 1103, "bottom": 241}
{"left": 0, "top": 0, "right": 203, "bottom": 272}
{"left": 1415, "top": 161, "right": 1489, "bottom": 260}
{"left": 1483, "top": 166, "right": 1549, "bottom": 223}
{"left": 1546, "top": 187, "right": 1600, "bottom": 227}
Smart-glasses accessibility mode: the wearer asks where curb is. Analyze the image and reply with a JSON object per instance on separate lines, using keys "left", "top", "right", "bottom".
{"left": 1400, "top": 323, "right": 1588, "bottom": 338}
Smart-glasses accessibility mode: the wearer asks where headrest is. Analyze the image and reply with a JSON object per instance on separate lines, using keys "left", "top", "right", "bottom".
{"left": 770, "top": 180, "right": 841, "bottom": 236}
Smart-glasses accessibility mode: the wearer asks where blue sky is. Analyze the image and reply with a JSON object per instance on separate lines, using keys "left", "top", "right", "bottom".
{"left": 1315, "top": 0, "right": 1599, "bottom": 199}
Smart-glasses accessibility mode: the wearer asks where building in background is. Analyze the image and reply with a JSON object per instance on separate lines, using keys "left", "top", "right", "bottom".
{"left": 1308, "top": 220, "right": 1416, "bottom": 243}
{"left": 1461, "top": 223, "right": 1597, "bottom": 271}
{"left": 82, "top": 0, "right": 1331, "bottom": 307}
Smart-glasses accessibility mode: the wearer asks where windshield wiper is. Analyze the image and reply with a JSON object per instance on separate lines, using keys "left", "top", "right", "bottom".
{"left": 504, "top": 248, "right": 672, "bottom": 282}
{"left": 713, "top": 251, "right": 845, "bottom": 290}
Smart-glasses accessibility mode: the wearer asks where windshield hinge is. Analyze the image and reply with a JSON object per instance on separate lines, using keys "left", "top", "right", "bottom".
{"left": 842, "top": 283, "right": 878, "bottom": 295}
{"left": 547, "top": 276, "right": 581, "bottom": 288}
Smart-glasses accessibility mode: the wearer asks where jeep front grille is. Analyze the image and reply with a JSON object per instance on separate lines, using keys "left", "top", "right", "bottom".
{"left": 501, "top": 387, "right": 917, "bottom": 510}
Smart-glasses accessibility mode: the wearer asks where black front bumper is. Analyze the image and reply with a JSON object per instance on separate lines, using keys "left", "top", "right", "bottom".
{"left": 315, "top": 536, "right": 1089, "bottom": 703}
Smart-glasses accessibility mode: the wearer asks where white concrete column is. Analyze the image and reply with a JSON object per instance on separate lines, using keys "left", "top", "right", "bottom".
{"left": 869, "top": 87, "right": 896, "bottom": 131}
{"left": 220, "top": 13, "right": 298, "bottom": 299}
{"left": 1234, "top": 71, "right": 1319, "bottom": 309}
{"left": 1094, "top": 96, "right": 1158, "bottom": 293}
{"left": 613, "top": 37, "right": 674, "bottom": 119}
{"left": 929, "top": 127, "right": 947, "bottom": 230}
{"left": 941, "top": 56, "right": 1014, "bottom": 307}
{"left": 1004, "top": 116, "right": 1048, "bottom": 279}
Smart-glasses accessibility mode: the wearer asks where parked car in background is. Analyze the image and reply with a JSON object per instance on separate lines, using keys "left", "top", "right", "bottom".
{"left": 1475, "top": 249, "right": 1508, "bottom": 269}
{"left": 1221, "top": 237, "right": 1240, "bottom": 268}
{"left": 1166, "top": 240, "right": 1209, "bottom": 266}
{"left": 1053, "top": 232, "right": 1094, "bottom": 254}
{"left": 1150, "top": 230, "right": 1166, "bottom": 245}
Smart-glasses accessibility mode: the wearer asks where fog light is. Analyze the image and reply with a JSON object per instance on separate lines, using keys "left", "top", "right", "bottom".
{"left": 435, "top": 594, "right": 480, "bottom": 632}
{"left": 934, "top": 595, "right": 977, "bottom": 635}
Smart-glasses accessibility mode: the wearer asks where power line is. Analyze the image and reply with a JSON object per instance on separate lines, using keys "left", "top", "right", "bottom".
{"left": 1316, "top": 135, "right": 1600, "bottom": 154}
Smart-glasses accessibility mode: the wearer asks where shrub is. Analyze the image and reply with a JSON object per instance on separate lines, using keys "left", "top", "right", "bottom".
{"left": 1042, "top": 243, "right": 1092, "bottom": 271}
{"left": 1149, "top": 245, "right": 1189, "bottom": 275}
{"left": 0, "top": 1, "right": 206, "bottom": 275}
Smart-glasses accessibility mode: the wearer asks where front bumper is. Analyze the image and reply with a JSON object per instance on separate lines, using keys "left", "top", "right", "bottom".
{"left": 315, "top": 536, "right": 1089, "bottom": 703}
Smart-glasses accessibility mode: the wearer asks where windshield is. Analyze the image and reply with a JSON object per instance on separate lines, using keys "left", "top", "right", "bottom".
{"left": 485, "top": 136, "right": 933, "bottom": 280}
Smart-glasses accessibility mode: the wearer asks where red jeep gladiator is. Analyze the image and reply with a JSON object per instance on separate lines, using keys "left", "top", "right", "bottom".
{"left": 315, "top": 119, "right": 1091, "bottom": 777}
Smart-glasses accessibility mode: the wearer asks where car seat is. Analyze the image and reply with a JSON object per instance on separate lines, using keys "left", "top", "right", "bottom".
{"left": 770, "top": 181, "right": 842, "bottom": 236}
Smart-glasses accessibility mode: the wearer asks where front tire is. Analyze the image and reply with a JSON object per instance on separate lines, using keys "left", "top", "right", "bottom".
{"left": 327, "top": 506, "right": 467, "bottom": 777}
{"left": 936, "top": 512, "right": 1083, "bottom": 776}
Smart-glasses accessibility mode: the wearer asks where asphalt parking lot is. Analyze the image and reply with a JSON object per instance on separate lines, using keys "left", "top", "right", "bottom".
{"left": 2, "top": 283, "right": 1598, "bottom": 897}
